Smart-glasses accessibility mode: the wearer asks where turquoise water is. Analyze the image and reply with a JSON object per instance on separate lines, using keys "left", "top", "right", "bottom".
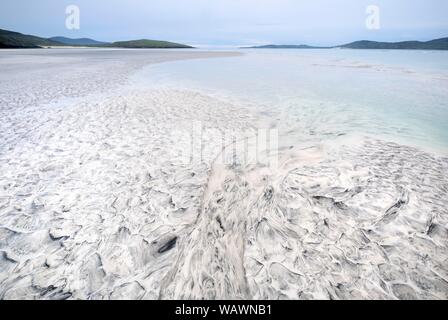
{"left": 135, "top": 49, "right": 448, "bottom": 152}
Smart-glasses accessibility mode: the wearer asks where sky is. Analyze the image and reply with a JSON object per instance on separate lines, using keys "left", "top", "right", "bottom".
{"left": 1, "top": 0, "right": 448, "bottom": 47}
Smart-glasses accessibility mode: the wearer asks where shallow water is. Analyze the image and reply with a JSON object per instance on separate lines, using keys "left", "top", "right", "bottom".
{"left": 133, "top": 49, "right": 448, "bottom": 152}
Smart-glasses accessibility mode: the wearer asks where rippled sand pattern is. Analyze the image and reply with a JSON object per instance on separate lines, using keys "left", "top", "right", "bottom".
{"left": 242, "top": 141, "right": 448, "bottom": 300}
{"left": 1, "top": 50, "right": 447, "bottom": 300}
{"left": 0, "top": 88, "right": 255, "bottom": 299}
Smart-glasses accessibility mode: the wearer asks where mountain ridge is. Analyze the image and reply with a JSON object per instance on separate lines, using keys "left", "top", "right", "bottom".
{"left": 48, "top": 36, "right": 107, "bottom": 46}
{"left": 242, "top": 44, "right": 329, "bottom": 49}
{"left": 245, "top": 37, "right": 448, "bottom": 50}
{"left": 340, "top": 38, "right": 448, "bottom": 50}
{"left": 0, "top": 29, "right": 62, "bottom": 48}
{"left": 0, "top": 28, "right": 193, "bottom": 49}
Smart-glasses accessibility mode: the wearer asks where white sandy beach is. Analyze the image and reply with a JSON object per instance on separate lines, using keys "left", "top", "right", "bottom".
{"left": 0, "top": 49, "right": 447, "bottom": 300}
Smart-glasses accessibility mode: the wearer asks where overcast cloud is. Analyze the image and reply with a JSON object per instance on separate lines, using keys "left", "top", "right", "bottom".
{"left": 1, "top": 0, "right": 447, "bottom": 46}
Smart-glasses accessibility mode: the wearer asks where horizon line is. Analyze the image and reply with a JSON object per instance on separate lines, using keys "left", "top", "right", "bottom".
{"left": 2, "top": 26, "right": 447, "bottom": 48}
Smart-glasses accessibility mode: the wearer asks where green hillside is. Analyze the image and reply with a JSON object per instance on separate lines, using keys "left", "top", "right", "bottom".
{"left": 105, "top": 39, "right": 193, "bottom": 48}
{"left": 244, "top": 44, "right": 328, "bottom": 49}
{"left": 246, "top": 38, "right": 448, "bottom": 51}
{"left": 340, "top": 38, "right": 448, "bottom": 50}
{"left": 0, "top": 28, "right": 193, "bottom": 49}
{"left": 0, "top": 29, "right": 63, "bottom": 48}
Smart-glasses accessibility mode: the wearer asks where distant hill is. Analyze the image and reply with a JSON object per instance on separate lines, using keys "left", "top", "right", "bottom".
{"left": 104, "top": 39, "right": 193, "bottom": 49}
{"left": 340, "top": 38, "right": 448, "bottom": 50}
{"left": 0, "top": 28, "right": 193, "bottom": 49}
{"left": 243, "top": 44, "right": 328, "bottom": 49}
{"left": 246, "top": 37, "right": 448, "bottom": 51}
{"left": 0, "top": 28, "right": 63, "bottom": 48}
{"left": 48, "top": 36, "right": 107, "bottom": 46}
